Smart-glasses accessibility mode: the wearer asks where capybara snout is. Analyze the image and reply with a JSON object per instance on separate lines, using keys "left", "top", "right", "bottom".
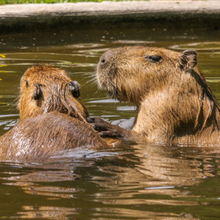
{"left": 97, "top": 46, "right": 181, "bottom": 105}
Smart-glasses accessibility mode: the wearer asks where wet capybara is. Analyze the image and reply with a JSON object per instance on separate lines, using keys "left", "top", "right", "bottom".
{"left": 95, "top": 46, "right": 220, "bottom": 146}
{"left": 0, "top": 66, "right": 108, "bottom": 162}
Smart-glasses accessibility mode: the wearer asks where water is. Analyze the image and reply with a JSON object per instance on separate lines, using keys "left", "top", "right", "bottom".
{"left": 0, "top": 29, "right": 220, "bottom": 219}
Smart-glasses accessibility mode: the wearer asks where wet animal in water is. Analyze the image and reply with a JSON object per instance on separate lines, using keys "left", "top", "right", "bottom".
{"left": 0, "top": 66, "right": 107, "bottom": 162}
{"left": 94, "top": 46, "right": 220, "bottom": 146}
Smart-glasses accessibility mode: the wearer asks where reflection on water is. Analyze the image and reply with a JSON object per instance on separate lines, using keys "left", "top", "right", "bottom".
{"left": 0, "top": 30, "right": 220, "bottom": 219}
{"left": 1, "top": 145, "right": 220, "bottom": 219}
{"left": 170, "top": 41, "right": 220, "bottom": 51}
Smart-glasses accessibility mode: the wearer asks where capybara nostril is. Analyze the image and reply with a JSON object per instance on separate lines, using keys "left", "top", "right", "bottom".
{"left": 33, "top": 83, "right": 42, "bottom": 100}
{"left": 69, "top": 80, "right": 80, "bottom": 98}
{"left": 100, "top": 58, "right": 107, "bottom": 65}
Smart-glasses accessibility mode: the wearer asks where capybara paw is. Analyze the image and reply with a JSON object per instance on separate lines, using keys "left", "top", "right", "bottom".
{"left": 99, "top": 131, "right": 119, "bottom": 138}
{"left": 86, "top": 117, "right": 95, "bottom": 123}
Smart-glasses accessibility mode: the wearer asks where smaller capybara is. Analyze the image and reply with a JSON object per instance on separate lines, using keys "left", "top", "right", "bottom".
{"left": 94, "top": 46, "right": 220, "bottom": 146}
{"left": 0, "top": 66, "right": 108, "bottom": 162}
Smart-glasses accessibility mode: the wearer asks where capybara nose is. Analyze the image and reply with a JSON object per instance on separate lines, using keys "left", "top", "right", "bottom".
{"left": 69, "top": 81, "right": 80, "bottom": 98}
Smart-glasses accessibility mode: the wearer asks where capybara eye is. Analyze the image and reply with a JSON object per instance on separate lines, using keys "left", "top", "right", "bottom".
{"left": 25, "top": 80, "right": 29, "bottom": 88}
{"left": 145, "top": 55, "right": 162, "bottom": 63}
{"left": 69, "top": 81, "right": 80, "bottom": 98}
{"left": 33, "top": 83, "right": 42, "bottom": 100}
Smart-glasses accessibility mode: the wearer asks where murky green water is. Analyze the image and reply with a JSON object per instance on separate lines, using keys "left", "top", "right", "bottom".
{"left": 0, "top": 29, "right": 220, "bottom": 219}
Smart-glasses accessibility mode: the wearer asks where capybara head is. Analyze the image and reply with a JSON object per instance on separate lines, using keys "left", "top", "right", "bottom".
{"left": 97, "top": 46, "right": 220, "bottom": 144}
{"left": 97, "top": 46, "right": 214, "bottom": 106}
{"left": 19, "top": 66, "right": 89, "bottom": 121}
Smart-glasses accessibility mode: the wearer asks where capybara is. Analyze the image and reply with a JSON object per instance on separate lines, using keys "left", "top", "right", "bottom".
{"left": 95, "top": 46, "right": 220, "bottom": 146}
{"left": 0, "top": 66, "right": 108, "bottom": 162}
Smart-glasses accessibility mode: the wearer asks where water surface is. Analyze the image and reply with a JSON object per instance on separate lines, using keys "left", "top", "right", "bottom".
{"left": 0, "top": 29, "right": 220, "bottom": 219}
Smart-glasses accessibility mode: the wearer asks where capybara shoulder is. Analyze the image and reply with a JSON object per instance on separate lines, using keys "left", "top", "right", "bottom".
{"left": 96, "top": 46, "right": 220, "bottom": 146}
{"left": 19, "top": 65, "right": 88, "bottom": 121}
{"left": 0, "top": 112, "right": 107, "bottom": 162}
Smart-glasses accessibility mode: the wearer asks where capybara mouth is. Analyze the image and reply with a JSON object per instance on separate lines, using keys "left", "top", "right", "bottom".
{"left": 97, "top": 76, "right": 108, "bottom": 90}
{"left": 96, "top": 70, "right": 125, "bottom": 101}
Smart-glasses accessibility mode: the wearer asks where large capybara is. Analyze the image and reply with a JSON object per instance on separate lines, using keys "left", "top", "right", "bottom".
{"left": 0, "top": 66, "right": 108, "bottom": 162}
{"left": 94, "top": 46, "right": 220, "bottom": 146}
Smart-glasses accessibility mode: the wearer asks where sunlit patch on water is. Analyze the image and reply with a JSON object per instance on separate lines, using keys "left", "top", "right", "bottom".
{"left": 18, "top": 206, "right": 78, "bottom": 219}
{"left": 112, "top": 40, "right": 155, "bottom": 44}
{"left": 0, "top": 114, "right": 19, "bottom": 118}
{"left": 88, "top": 98, "right": 119, "bottom": 103}
{"left": 170, "top": 42, "right": 220, "bottom": 52}
{"left": 0, "top": 119, "right": 18, "bottom": 131}
{"left": 51, "top": 147, "right": 121, "bottom": 160}
{"left": 117, "top": 106, "right": 137, "bottom": 111}
{"left": 145, "top": 186, "right": 175, "bottom": 190}
{"left": 206, "top": 77, "right": 220, "bottom": 83}
{"left": 64, "top": 43, "right": 106, "bottom": 49}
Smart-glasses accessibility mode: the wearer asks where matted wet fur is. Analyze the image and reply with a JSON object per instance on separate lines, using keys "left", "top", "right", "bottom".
{"left": 0, "top": 112, "right": 107, "bottom": 162}
{"left": 96, "top": 46, "right": 220, "bottom": 146}
{"left": 0, "top": 66, "right": 107, "bottom": 162}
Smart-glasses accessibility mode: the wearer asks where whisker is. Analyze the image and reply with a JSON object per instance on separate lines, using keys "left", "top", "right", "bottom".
{"left": 83, "top": 74, "right": 95, "bottom": 79}
{"left": 94, "top": 88, "right": 101, "bottom": 95}
{"left": 86, "top": 77, "right": 96, "bottom": 83}
{"left": 9, "top": 89, "right": 20, "bottom": 112}
{"left": 85, "top": 76, "right": 98, "bottom": 86}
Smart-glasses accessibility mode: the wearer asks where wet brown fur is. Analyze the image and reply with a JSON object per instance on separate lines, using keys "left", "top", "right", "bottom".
{"left": 0, "top": 112, "right": 107, "bottom": 162}
{"left": 0, "top": 66, "right": 107, "bottom": 161}
{"left": 97, "top": 46, "right": 220, "bottom": 146}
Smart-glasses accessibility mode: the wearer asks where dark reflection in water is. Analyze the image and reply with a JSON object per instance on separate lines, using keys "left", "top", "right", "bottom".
{"left": 1, "top": 145, "right": 220, "bottom": 219}
{"left": 0, "top": 30, "right": 220, "bottom": 219}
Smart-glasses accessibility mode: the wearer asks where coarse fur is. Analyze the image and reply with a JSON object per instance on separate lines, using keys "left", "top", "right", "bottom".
{"left": 97, "top": 46, "right": 220, "bottom": 146}
{"left": 0, "top": 66, "right": 107, "bottom": 162}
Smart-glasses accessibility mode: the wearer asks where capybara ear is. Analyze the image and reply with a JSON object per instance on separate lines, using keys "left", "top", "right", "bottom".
{"left": 33, "top": 83, "right": 42, "bottom": 100}
{"left": 69, "top": 81, "right": 80, "bottom": 98}
{"left": 179, "top": 50, "right": 197, "bottom": 72}
{"left": 25, "top": 80, "right": 29, "bottom": 88}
